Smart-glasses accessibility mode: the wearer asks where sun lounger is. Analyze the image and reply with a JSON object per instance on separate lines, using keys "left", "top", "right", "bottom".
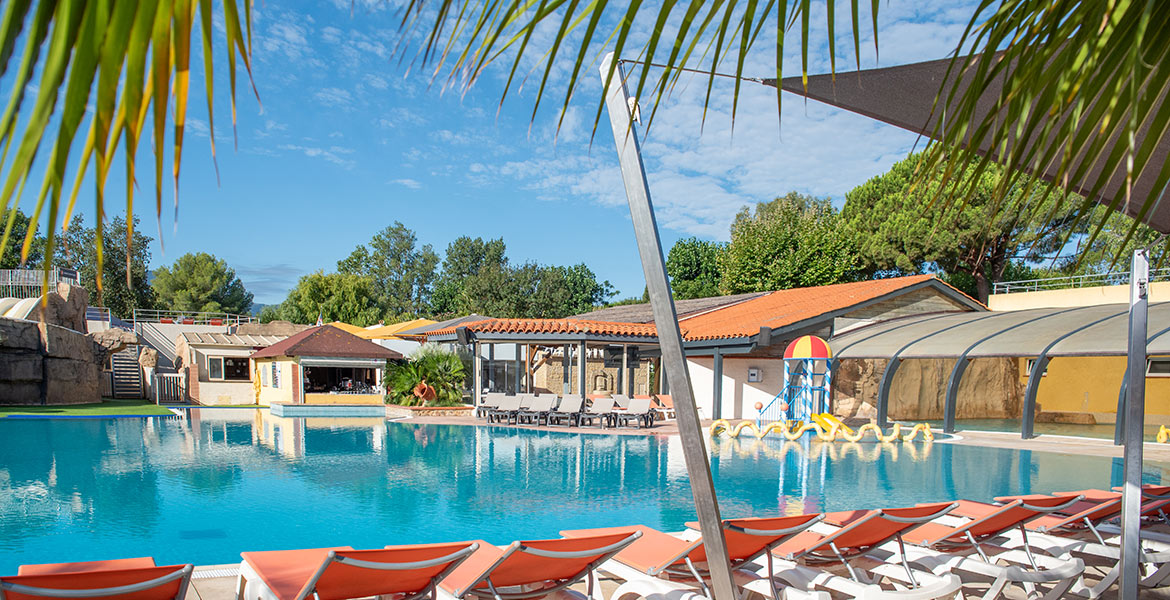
{"left": 16, "top": 557, "right": 158, "bottom": 575}
{"left": 613, "top": 397, "right": 653, "bottom": 429}
{"left": 766, "top": 503, "right": 964, "bottom": 599}
{"left": 437, "top": 532, "right": 641, "bottom": 600}
{"left": 562, "top": 514, "right": 827, "bottom": 600}
{"left": 477, "top": 393, "right": 506, "bottom": 419}
{"left": 986, "top": 493, "right": 1170, "bottom": 597}
{"left": 872, "top": 496, "right": 1087, "bottom": 600}
{"left": 651, "top": 395, "right": 675, "bottom": 420}
{"left": 236, "top": 542, "right": 478, "bottom": 600}
{"left": 487, "top": 395, "right": 522, "bottom": 424}
{"left": 1, "top": 564, "right": 193, "bottom": 600}
{"left": 611, "top": 394, "right": 630, "bottom": 410}
{"left": 548, "top": 395, "right": 584, "bottom": 427}
{"left": 516, "top": 395, "right": 556, "bottom": 426}
{"left": 580, "top": 397, "right": 616, "bottom": 429}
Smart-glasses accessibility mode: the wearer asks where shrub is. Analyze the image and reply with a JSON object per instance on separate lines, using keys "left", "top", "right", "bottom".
{"left": 386, "top": 344, "right": 466, "bottom": 407}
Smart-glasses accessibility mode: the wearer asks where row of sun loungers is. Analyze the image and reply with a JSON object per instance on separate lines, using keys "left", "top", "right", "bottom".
{"left": 4, "top": 484, "right": 1169, "bottom": 600}
{"left": 478, "top": 393, "right": 672, "bottom": 429}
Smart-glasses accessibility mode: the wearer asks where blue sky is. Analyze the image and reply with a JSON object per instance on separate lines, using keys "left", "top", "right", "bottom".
{"left": 30, "top": 1, "right": 981, "bottom": 305}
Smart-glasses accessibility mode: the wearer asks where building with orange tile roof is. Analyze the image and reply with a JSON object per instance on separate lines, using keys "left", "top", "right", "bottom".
{"left": 424, "top": 274, "right": 984, "bottom": 419}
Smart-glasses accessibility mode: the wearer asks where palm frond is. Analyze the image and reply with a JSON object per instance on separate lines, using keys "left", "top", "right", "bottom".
{"left": 918, "top": 0, "right": 1170, "bottom": 268}
{"left": 0, "top": 0, "right": 253, "bottom": 298}
{"left": 399, "top": 0, "right": 876, "bottom": 138}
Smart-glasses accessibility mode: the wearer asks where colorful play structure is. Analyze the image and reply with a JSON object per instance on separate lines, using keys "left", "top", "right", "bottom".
{"left": 735, "top": 335, "right": 934, "bottom": 443}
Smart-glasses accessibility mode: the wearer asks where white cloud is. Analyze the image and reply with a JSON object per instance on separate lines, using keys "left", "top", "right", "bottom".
{"left": 278, "top": 143, "right": 356, "bottom": 168}
{"left": 391, "top": 178, "right": 423, "bottom": 189}
{"left": 315, "top": 87, "right": 354, "bottom": 109}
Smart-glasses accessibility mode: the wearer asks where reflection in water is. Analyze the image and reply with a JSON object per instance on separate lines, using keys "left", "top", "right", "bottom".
{"left": 0, "top": 411, "right": 1165, "bottom": 573}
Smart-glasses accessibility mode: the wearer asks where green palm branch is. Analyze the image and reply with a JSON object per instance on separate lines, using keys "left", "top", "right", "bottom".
{"left": 915, "top": 1, "right": 1170, "bottom": 264}
{"left": 0, "top": 0, "right": 254, "bottom": 297}
{"left": 3, "top": 0, "right": 1165, "bottom": 283}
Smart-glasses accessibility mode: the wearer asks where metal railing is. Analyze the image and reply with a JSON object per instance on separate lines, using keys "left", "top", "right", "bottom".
{"left": 0, "top": 267, "right": 80, "bottom": 299}
{"left": 992, "top": 268, "right": 1170, "bottom": 294}
{"left": 132, "top": 308, "right": 254, "bottom": 326}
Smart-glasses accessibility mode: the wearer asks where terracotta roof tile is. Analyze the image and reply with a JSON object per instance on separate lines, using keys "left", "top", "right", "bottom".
{"left": 251, "top": 325, "right": 403, "bottom": 360}
{"left": 680, "top": 275, "right": 952, "bottom": 341}
{"left": 428, "top": 318, "right": 660, "bottom": 338}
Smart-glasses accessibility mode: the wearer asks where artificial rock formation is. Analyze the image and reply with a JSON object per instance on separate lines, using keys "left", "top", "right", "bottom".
{"left": 832, "top": 357, "right": 1025, "bottom": 421}
{"left": 0, "top": 283, "right": 136, "bottom": 405}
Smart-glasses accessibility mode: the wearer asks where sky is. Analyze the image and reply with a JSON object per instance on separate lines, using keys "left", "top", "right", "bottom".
{"left": 19, "top": 1, "right": 984, "bottom": 305}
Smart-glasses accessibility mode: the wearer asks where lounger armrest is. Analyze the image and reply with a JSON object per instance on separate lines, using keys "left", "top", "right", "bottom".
{"left": 726, "top": 514, "right": 825, "bottom": 537}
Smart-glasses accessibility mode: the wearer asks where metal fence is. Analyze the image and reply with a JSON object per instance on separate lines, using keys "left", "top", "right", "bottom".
{"left": 993, "top": 268, "right": 1170, "bottom": 294}
{"left": 0, "top": 268, "right": 80, "bottom": 299}
{"left": 132, "top": 308, "right": 254, "bottom": 326}
{"left": 153, "top": 373, "right": 185, "bottom": 404}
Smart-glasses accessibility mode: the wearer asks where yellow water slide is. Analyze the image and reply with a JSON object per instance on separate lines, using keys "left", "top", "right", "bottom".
{"left": 813, "top": 413, "right": 855, "bottom": 436}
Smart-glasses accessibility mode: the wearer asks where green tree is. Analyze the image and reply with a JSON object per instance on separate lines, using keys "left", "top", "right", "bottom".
{"left": 843, "top": 154, "right": 1086, "bottom": 302}
{"left": 151, "top": 252, "right": 253, "bottom": 314}
{"left": 431, "top": 236, "right": 507, "bottom": 316}
{"left": 338, "top": 222, "right": 439, "bottom": 319}
{"left": 56, "top": 214, "right": 156, "bottom": 318}
{"left": 528, "top": 263, "right": 615, "bottom": 317}
{"left": 666, "top": 237, "right": 723, "bottom": 300}
{"left": 266, "top": 271, "right": 381, "bottom": 326}
{"left": 719, "top": 193, "right": 858, "bottom": 294}
{"left": 0, "top": 210, "right": 46, "bottom": 269}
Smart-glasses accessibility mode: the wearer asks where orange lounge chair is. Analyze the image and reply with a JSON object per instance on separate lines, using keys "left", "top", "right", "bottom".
{"left": 561, "top": 514, "right": 826, "bottom": 600}
{"left": 651, "top": 395, "right": 675, "bottom": 420}
{"left": 873, "top": 497, "right": 1087, "bottom": 600}
{"left": 986, "top": 494, "right": 1170, "bottom": 596}
{"left": 236, "top": 542, "right": 478, "bottom": 600}
{"left": 0, "top": 564, "right": 193, "bottom": 600}
{"left": 437, "top": 532, "right": 640, "bottom": 600}
{"left": 766, "top": 503, "right": 963, "bottom": 599}
{"left": 16, "top": 557, "right": 157, "bottom": 576}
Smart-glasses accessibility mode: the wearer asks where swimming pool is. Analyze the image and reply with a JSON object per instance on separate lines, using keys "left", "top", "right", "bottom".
{"left": 1, "top": 409, "right": 1165, "bottom": 573}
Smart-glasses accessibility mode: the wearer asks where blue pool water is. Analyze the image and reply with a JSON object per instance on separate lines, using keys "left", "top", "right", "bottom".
{"left": 0, "top": 409, "right": 1165, "bottom": 574}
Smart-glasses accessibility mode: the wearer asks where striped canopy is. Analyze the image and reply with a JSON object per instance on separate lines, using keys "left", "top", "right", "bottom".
{"left": 783, "top": 335, "right": 832, "bottom": 360}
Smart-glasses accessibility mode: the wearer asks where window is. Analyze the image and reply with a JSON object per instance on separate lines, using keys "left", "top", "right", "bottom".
{"left": 261, "top": 364, "right": 269, "bottom": 387}
{"left": 1025, "top": 358, "right": 1048, "bottom": 377}
{"left": 271, "top": 362, "right": 280, "bottom": 388}
{"left": 1148, "top": 358, "right": 1170, "bottom": 377}
{"left": 224, "top": 357, "right": 250, "bottom": 381}
{"left": 208, "top": 357, "right": 224, "bottom": 380}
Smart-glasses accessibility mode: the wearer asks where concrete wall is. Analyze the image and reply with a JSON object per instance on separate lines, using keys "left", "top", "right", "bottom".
{"left": 989, "top": 281, "right": 1170, "bottom": 311}
{"left": 256, "top": 357, "right": 296, "bottom": 406}
{"left": 531, "top": 355, "right": 654, "bottom": 396}
{"left": 687, "top": 356, "right": 785, "bottom": 419}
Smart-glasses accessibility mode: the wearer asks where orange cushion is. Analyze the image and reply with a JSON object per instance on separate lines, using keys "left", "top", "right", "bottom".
{"left": 0, "top": 565, "right": 188, "bottom": 600}
{"left": 18, "top": 558, "right": 156, "bottom": 576}
{"left": 563, "top": 525, "right": 690, "bottom": 574}
{"left": 438, "top": 541, "right": 502, "bottom": 596}
{"left": 241, "top": 547, "right": 352, "bottom": 600}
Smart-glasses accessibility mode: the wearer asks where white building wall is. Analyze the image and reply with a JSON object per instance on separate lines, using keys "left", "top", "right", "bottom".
{"left": 686, "top": 356, "right": 785, "bottom": 420}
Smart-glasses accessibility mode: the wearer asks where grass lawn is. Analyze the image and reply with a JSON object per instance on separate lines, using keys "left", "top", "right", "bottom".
{"left": 0, "top": 398, "right": 175, "bottom": 417}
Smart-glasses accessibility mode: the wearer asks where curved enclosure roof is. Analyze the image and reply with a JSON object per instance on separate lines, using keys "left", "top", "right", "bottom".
{"left": 832, "top": 303, "right": 1170, "bottom": 359}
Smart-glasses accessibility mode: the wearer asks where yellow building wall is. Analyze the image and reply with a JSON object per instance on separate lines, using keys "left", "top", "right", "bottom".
{"left": 255, "top": 358, "right": 297, "bottom": 406}
{"left": 1023, "top": 355, "right": 1170, "bottom": 422}
{"left": 990, "top": 281, "right": 1170, "bottom": 311}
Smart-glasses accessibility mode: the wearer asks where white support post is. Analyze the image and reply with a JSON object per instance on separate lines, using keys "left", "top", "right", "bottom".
{"left": 1120, "top": 248, "right": 1149, "bottom": 598}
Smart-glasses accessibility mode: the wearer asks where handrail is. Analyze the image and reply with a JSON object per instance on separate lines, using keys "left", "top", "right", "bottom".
{"left": 993, "top": 267, "right": 1170, "bottom": 294}
{"left": 132, "top": 308, "right": 254, "bottom": 325}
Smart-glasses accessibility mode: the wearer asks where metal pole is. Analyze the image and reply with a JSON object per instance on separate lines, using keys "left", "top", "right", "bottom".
{"left": 599, "top": 52, "right": 737, "bottom": 600}
{"left": 1120, "top": 248, "right": 1149, "bottom": 599}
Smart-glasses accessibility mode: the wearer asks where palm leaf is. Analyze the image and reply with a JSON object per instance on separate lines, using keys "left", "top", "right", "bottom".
{"left": 0, "top": 0, "right": 254, "bottom": 287}
{"left": 917, "top": 1, "right": 1170, "bottom": 263}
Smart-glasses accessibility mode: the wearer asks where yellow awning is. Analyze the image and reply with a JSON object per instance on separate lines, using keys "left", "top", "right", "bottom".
{"left": 361, "top": 318, "right": 437, "bottom": 340}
